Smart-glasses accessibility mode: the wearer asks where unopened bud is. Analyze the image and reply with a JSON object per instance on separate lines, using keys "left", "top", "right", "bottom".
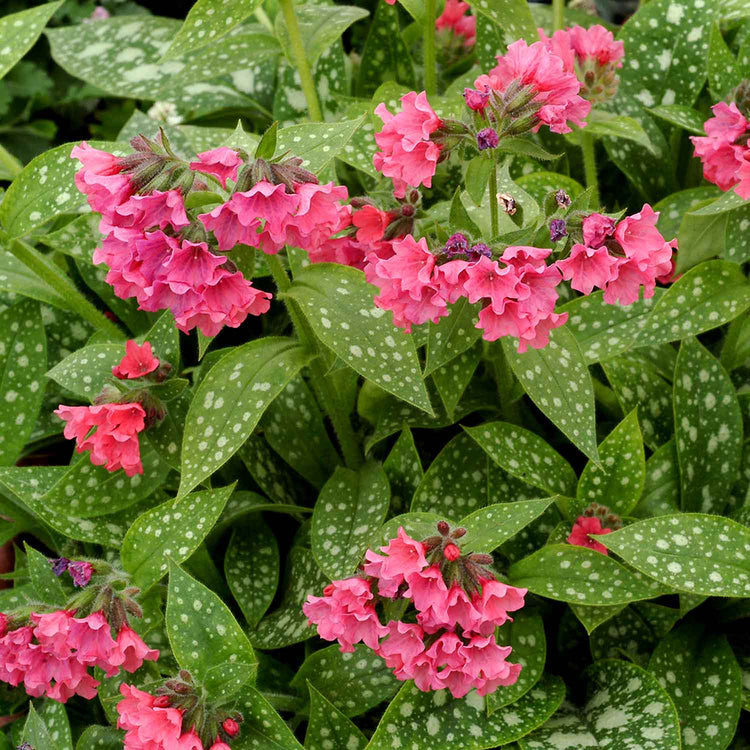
{"left": 476, "top": 127, "right": 499, "bottom": 151}
{"left": 555, "top": 189, "right": 571, "bottom": 208}
{"left": 154, "top": 695, "right": 171, "bottom": 708}
{"left": 469, "top": 553, "right": 494, "bottom": 565}
{"left": 443, "top": 543, "right": 461, "bottom": 561}
{"left": 550, "top": 219, "right": 568, "bottom": 242}
{"left": 451, "top": 527, "right": 467, "bottom": 539}
{"left": 437, "top": 521, "right": 450, "bottom": 536}
{"left": 223, "top": 718, "right": 241, "bottom": 736}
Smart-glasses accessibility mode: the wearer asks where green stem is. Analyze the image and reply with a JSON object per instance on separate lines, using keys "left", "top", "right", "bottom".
{"left": 424, "top": 0, "right": 438, "bottom": 96}
{"left": 9, "top": 239, "right": 122, "bottom": 338}
{"left": 266, "top": 254, "right": 363, "bottom": 469}
{"left": 552, "top": 0, "right": 565, "bottom": 31}
{"left": 279, "top": 0, "right": 323, "bottom": 121}
{"left": 580, "top": 131, "right": 599, "bottom": 207}
{"left": 489, "top": 159, "right": 499, "bottom": 237}
{"left": 0, "top": 143, "right": 22, "bottom": 178}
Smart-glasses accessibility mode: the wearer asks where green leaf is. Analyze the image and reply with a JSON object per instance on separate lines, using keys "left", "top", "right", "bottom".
{"left": 648, "top": 104, "right": 706, "bottom": 135}
{"left": 675, "top": 204, "right": 727, "bottom": 273}
{"left": 597, "top": 513, "right": 750, "bottom": 596}
{"left": 575, "top": 409, "right": 645, "bottom": 517}
{"left": 424, "top": 298, "right": 481, "bottom": 376}
{"left": 21, "top": 704, "right": 54, "bottom": 749}
{"left": 162, "top": 0, "right": 263, "bottom": 59}
{"left": 636, "top": 261, "right": 750, "bottom": 347}
{"left": 458, "top": 498, "right": 558, "bottom": 554}
{"left": 26, "top": 544, "right": 65, "bottom": 606}
{"left": 450, "top": 187, "right": 482, "bottom": 235}
{"left": 515, "top": 172, "right": 584, "bottom": 206}
{"left": 634, "top": 439, "right": 680, "bottom": 518}
{"left": 368, "top": 673, "right": 565, "bottom": 750}
{"left": 166, "top": 562, "right": 257, "bottom": 689}
{"left": 508, "top": 544, "right": 665, "bottom": 605}
{"left": 519, "top": 660, "right": 680, "bottom": 750}
{"left": 255, "top": 120, "right": 278, "bottom": 160}
{"left": 276, "top": 116, "right": 365, "bottom": 174}
{"left": 465, "top": 157, "right": 495, "bottom": 206}
{"left": 122, "top": 485, "right": 233, "bottom": 592}
{"left": 46, "top": 342, "right": 121, "bottom": 401}
{"left": 470, "top": 0, "right": 538, "bottom": 43}
{"left": 464, "top": 422, "right": 577, "bottom": 496}
{"left": 502, "top": 325, "right": 599, "bottom": 462}
{"left": 569, "top": 603, "right": 626, "bottom": 635}
{"left": 240, "top": 435, "right": 304, "bottom": 506}
{"left": 0, "top": 300, "right": 46, "bottom": 465}
{"left": 179, "top": 337, "right": 311, "bottom": 497}
{"left": 0, "top": 1, "right": 63, "bottom": 80}
{"left": 38, "top": 699, "right": 73, "bottom": 750}
{"left": 708, "top": 21, "right": 742, "bottom": 100}
{"left": 275, "top": 4, "right": 369, "bottom": 68}
{"left": 251, "top": 546, "right": 329, "bottom": 650}
{"left": 433, "top": 342, "right": 480, "bottom": 419}
{"left": 285, "top": 264, "right": 432, "bottom": 413}
{"left": 581, "top": 111, "right": 653, "bottom": 150}
{"left": 75, "top": 726, "right": 123, "bottom": 750}
{"left": 312, "top": 462, "right": 390, "bottom": 580}
{"left": 384, "top": 426, "right": 423, "bottom": 515}
{"left": 497, "top": 137, "right": 560, "bottom": 161}
{"left": 291, "top": 643, "right": 399, "bottom": 718}
{"left": 231, "top": 688, "right": 304, "bottom": 750}
{"left": 649, "top": 624, "right": 742, "bottom": 749}
{"left": 225, "top": 522, "right": 280, "bottom": 630}
{"left": 305, "top": 682, "right": 368, "bottom": 750}
{"left": 674, "top": 338, "right": 742, "bottom": 513}
{"left": 724, "top": 200, "right": 750, "bottom": 263}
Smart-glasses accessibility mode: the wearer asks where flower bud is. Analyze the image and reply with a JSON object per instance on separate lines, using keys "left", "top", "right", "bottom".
{"left": 153, "top": 695, "right": 171, "bottom": 708}
{"left": 464, "top": 87, "right": 489, "bottom": 112}
{"left": 443, "top": 543, "right": 461, "bottom": 561}
{"left": 555, "top": 189, "right": 571, "bottom": 207}
{"left": 437, "top": 521, "right": 450, "bottom": 536}
{"left": 476, "top": 127, "right": 499, "bottom": 151}
{"left": 223, "top": 718, "right": 241, "bottom": 737}
{"left": 451, "top": 527, "right": 467, "bottom": 539}
{"left": 50, "top": 557, "right": 70, "bottom": 576}
{"left": 550, "top": 219, "right": 568, "bottom": 242}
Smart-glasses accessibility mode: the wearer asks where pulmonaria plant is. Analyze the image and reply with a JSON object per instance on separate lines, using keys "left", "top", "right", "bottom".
{"left": 304, "top": 525, "right": 526, "bottom": 699}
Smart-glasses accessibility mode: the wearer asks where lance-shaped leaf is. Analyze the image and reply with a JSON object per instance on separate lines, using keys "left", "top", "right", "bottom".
{"left": 367, "top": 673, "right": 564, "bottom": 750}
{"left": 508, "top": 544, "right": 665, "bottom": 605}
{"left": 596, "top": 514, "right": 750, "bottom": 597}
{"left": 37, "top": 699, "right": 73, "bottom": 750}
{"left": 649, "top": 623, "right": 742, "bottom": 750}
{"left": 569, "top": 603, "right": 626, "bottom": 636}
{"left": 519, "top": 660, "right": 680, "bottom": 750}
{"left": 21, "top": 704, "right": 54, "bottom": 749}
{"left": 471, "top": 0, "right": 537, "bottom": 42}
{"left": 75, "top": 726, "right": 129, "bottom": 749}
{"left": 312, "top": 462, "right": 390, "bottom": 580}
{"left": 285, "top": 264, "right": 432, "bottom": 413}
{"left": 0, "top": 1, "right": 63, "bottom": 80}
{"left": 305, "top": 683, "right": 368, "bottom": 750}
{"left": 502, "top": 325, "right": 599, "bottom": 462}
{"left": 648, "top": 104, "right": 706, "bottom": 135}
{"left": 46, "top": 343, "right": 122, "bottom": 401}
{"left": 384, "top": 426, "right": 423, "bottom": 515}
{"left": 26, "top": 544, "right": 66, "bottom": 606}
{"left": 179, "top": 337, "right": 311, "bottom": 497}
{"left": 166, "top": 563, "right": 257, "bottom": 690}
{"left": 674, "top": 337, "right": 742, "bottom": 513}
{"left": 433, "top": 342, "right": 481, "bottom": 419}
{"left": 424, "top": 298, "right": 482, "bottom": 376}
{"left": 231, "top": 687, "right": 304, "bottom": 749}
{"left": 464, "top": 422, "right": 577, "bottom": 496}
{"left": 122, "top": 485, "right": 233, "bottom": 591}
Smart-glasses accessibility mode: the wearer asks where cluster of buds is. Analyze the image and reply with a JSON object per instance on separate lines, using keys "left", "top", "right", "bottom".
{"left": 567, "top": 503, "right": 622, "bottom": 556}
{"left": 51, "top": 557, "right": 94, "bottom": 588}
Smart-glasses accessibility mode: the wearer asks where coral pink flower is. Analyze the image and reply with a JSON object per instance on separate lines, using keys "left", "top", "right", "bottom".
{"left": 567, "top": 515, "right": 611, "bottom": 555}
{"left": 422, "top": 583, "right": 482, "bottom": 634}
{"left": 307, "top": 236, "right": 370, "bottom": 270}
{"left": 113, "top": 340, "right": 160, "bottom": 380}
{"left": 55, "top": 402, "right": 146, "bottom": 476}
{"left": 285, "top": 181, "right": 350, "bottom": 251}
{"left": 462, "top": 255, "right": 520, "bottom": 311}
{"left": 352, "top": 205, "right": 393, "bottom": 243}
{"left": 557, "top": 244, "right": 620, "bottom": 295}
{"left": 189, "top": 146, "right": 243, "bottom": 188}
{"left": 373, "top": 91, "right": 443, "bottom": 197}
{"left": 472, "top": 579, "right": 527, "bottom": 635}
{"left": 117, "top": 683, "right": 185, "bottom": 748}
{"left": 460, "top": 636, "right": 521, "bottom": 695}
{"left": 199, "top": 181, "right": 299, "bottom": 253}
{"left": 71, "top": 142, "right": 132, "bottom": 218}
{"left": 363, "top": 526, "right": 428, "bottom": 598}
{"left": 372, "top": 235, "right": 437, "bottom": 300}
{"left": 405, "top": 565, "right": 449, "bottom": 625}
{"left": 113, "top": 626, "right": 160, "bottom": 673}
{"left": 474, "top": 39, "right": 590, "bottom": 133}
{"left": 163, "top": 241, "right": 227, "bottom": 295}
{"left": 582, "top": 213, "right": 616, "bottom": 247}
{"left": 436, "top": 0, "right": 475, "bottom": 47}
{"left": 101, "top": 189, "right": 189, "bottom": 238}
{"left": 376, "top": 621, "right": 426, "bottom": 680}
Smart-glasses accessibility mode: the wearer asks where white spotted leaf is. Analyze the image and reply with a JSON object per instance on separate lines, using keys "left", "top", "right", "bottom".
{"left": 290, "top": 643, "right": 399, "bottom": 718}
{"left": 596, "top": 514, "right": 750, "bottom": 597}
{"left": 0, "top": 300, "right": 47, "bottom": 465}
{"left": 648, "top": 104, "right": 707, "bottom": 135}
{"left": 0, "top": 1, "right": 63, "bottom": 80}
{"left": 229, "top": 687, "right": 304, "bottom": 750}
{"left": 674, "top": 337, "right": 742, "bottom": 513}
{"left": 26, "top": 544, "right": 66, "bottom": 606}
{"left": 75, "top": 726, "right": 123, "bottom": 750}
{"left": 464, "top": 422, "right": 577, "bottom": 497}
{"left": 225, "top": 522, "right": 280, "bottom": 630}
{"left": 433, "top": 342, "right": 481, "bottom": 419}
{"left": 311, "top": 462, "right": 390, "bottom": 580}
{"left": 424, "top": 298, "right": 482, "bottom": 377}
{"left": 21, "top": 704, "right": 54, "bottom": 750}
{"left": 507, "top": 544, "right": 665, "bottom": 605}
{"left": 519, "top": 660, "right": 680, "bottom": 750}
{"left": 367, "top": 673, "right": 565, "bottom": 750}
{"left": 46, "top": 343, "right": 122, "bottom": 401}
{"left": 305, "top": 683, "right": 368, "bottom": 750}
{"left": 178, "top": 337, "right": 311, "bottom": 497}
{"left": 470, "top": 0, "right": 537, "bottom": 43}
{"left": 569, "top": 603, "right": 626, "bottom": 636}
{"left": 648, "top": 623, "right": 742, "bottom": 749}
{"left": 163, "top": 0, "right": 264, "bottom": 59}
{"left": 285, "top": 264, "right": 432, "bottom": 413}
{"left": 37, "top": 699, "right": 73, "bottom": 750}
{"left": 166, "top": 562, "right": 257, "bottom": 689}
{"left": 122, "top": 485, "right": 233, "bottom": 592}
{"left": 575, "top": 409, "right": 645, "bottom": 517}
{"left": 383, "top": 426, "right": 423, "bottom": 516}
{"left": 501, "top": 325, "right": 599, "bottom": 463}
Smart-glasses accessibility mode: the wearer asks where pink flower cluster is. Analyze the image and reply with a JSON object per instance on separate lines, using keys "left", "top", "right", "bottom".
{"left": 363, "top": 234, "right": 568, "bottom": 352}
{"left": 468, "top": 39, "right": 590, "bottom": 134}
{"left": 72, "top": 142, "right": 271, "bottom": 337}
{"left": 436, "top": 0, "right": 476, "bottom": 48}
{"left": 117, "top": 684, "right": 230, "bottom": 750}
{"left": 55, "top": 402, "right": 146, "bottom": 476}
{"left": 0, "top": 610, "right": 158, "bottom": 703}
{"left": 691, "top": 102, "right": 750, "bottom": 199}
{"left": 567, "top": 516, "right": 612, "bottom": 556}
{"left": 557, "top": 205, "right": 675, "bottom": 305}
{"left": 303, "top": 527, "right": 527, "bottom": 699}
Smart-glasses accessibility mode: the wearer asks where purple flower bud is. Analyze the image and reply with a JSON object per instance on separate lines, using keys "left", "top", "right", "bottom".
{"left": 550, "top": 219, "right": 568, "bottom": 242}
{"left": 50, "top": 557, "right": 70, "bottom": 577}
{"left": 469, "top": 243, "right": 492, "bottom": 260}
{"left": 555, "top": 189, "right": 571, "bottom": 207}
{"left": 68, "top": 561, "right": 94, "bottom": 588}
{"left": 476, "top": 127, "right": 499, "bottom": 151}
{"left": 444, "top": 232, "right": 469, "bottom": 256}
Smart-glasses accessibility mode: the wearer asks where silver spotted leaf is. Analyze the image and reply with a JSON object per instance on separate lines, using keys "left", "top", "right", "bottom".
{"left": 304, "top": 682, "right": 368, "bottom": 750}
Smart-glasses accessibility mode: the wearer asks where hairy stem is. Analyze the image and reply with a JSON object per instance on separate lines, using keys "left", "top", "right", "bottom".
{"left": 552, "top": 0, "right": 565, "bottom": 31}
{"left": 424, "top": 0, "right": 438, "bottom": 96}
{"left": 489, "top": 159, "right": 499, "bottom": 237}
{"left": 581, "top": 131, "right": 600, "bottom": 207}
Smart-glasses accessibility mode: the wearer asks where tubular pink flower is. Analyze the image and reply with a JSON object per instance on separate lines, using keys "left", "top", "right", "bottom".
{"left": 352, "top": 205, "right": 393, "bottom": 243}
{"left": 189, "top": 146, "right": 243, "bottom": 188}
{"left": 472, "top": 579, "right": 527, "bottom": 635}
{"left": 376, "top": 621, "right": 426, "bottom": 680}
{"left": 582, "top": 212, "right": 616, "bottom": 247}
{"left": 285, "top": 181, "right": 350, "bottom": 251}
{"left": 567, "top": 515, "right": 612, "bottom": 555}
{"left": 117, "top": 683, "right": 185, "bottom": 749}
{"left": 113, "top": 340, "right": 160, "bottom": 380}
{"left": 71, "top": 141, "right": 133, "bottom": 218}
{"left": 557, "top": 244, "right": 620, "bottom": 295}
{"left": 436, "top": 0, "right": 475, "bottom": 47}
{"left": 363, "top": 526, "right": 428, "bottom": 598}
{"left": 100, "top": 189, "right": 189, "bottom": 238}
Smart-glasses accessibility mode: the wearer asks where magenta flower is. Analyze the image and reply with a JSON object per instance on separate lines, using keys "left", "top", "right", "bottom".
{"left": 67, "top": 561, "right": 94, "bottom": 588}
{"left": 285, "top": 181, "right": 350, "bottom": 251}
{"left": 71, "top": 141, "right": 133, "bottom": 219}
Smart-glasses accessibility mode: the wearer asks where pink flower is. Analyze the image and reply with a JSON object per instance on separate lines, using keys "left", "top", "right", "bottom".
{"left": 307, "top": 236, "right": 370, "bottom": 270}
{"left": 113, "top": 626, "right": 160, "bottom": 673}
{"left": 113, "top": 340, "right": 160, "bottom": 380}
{"left": 472, "top": 579, "right": 527, "bottom": 635}
{"left": 373, "top": 91, "right": 443, "bottom": 198}
{"left": 363, "top": 527, "right": 428, "bottom": 598}
{"left": 352, "top": 205, "right": 393, "bottom": 243}
{"left": 117, "top": 683, "right": 184, "bottom": 748}
{"left": 474, "top": 39, "right": 590, "bottom": 133}
{"left": 100, "top": 189, "right": 189, "bottom": 238}
{"left": 405, "top": 565, "right": 449, "bottom": 625}
{"left": 68, "top": 611, "right": 118, "bottom": 673}
{"left": 462, "top": 255, "right": 520, "bottom": 311}
{"left": 285, "top": 182, "right": 350, "bottom": 251}
{"left": 55, "top": 402, "right": 146, "bottom": 476}
{"left": 189, "top": 147, "right": 243, "bottom": 188}
{"left": 163, "top": 241, "right": 227, "bottom": 295}
{"left": 199, "top": 181, "right": 299, "bottom": 253}
{"left": 303, "top": 577, "right": 387, "bottom": 652}
{"left": 459, "top": 636, "right": 521, "bottom": 695}
{"left": 376, "top": 621, "right": 426, "bottom": 680}
{"left": 567, "top": 515, "right": 611, "bottom": 555}
{"left": 71, "top": 142, "right": 132, "bottom": 218}
{"left": 436, "top": 0, "right": 475, "bottom": 47}
{"left": 582, "top": 212, "right": 616, "bottom": 247}
{"left": 557, "top": 244, "right": 620, "bottom": 295}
